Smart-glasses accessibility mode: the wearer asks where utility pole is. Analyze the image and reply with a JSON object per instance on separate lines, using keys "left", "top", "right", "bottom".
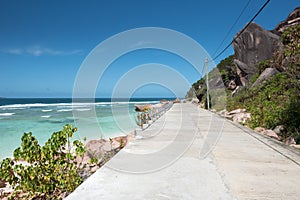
{"left": 205, "top": 57, "right": 210, "bottom": 110}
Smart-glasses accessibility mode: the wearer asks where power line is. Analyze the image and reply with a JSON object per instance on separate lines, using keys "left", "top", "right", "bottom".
{"left": 211, "top": 0, "right": 271, "bottom": 61}
{"left": 212, "top": 0, "right": 252, "bottom": 58}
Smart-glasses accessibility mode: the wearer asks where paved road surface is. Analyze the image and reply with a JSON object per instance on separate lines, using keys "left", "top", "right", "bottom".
{"left": 66, "top": 103, "right": 300, "bottom": 200}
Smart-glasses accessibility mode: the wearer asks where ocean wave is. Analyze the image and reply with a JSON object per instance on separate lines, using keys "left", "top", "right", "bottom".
{"left": 1, "top": 107, "right": 25, "bottom": 110}
{"left": 41, "top": 115, "right": 51, "bottom": 118}
{"left": 0, "top": 101, "right": 160, "bottom": 109}
{"left": 97, "top": 104, "right": 109, "bottom": 107}
{"left": 108, "top": 101, "right": 159, "bottom": 105}
{"left": 0, "top": 113, "right": 15, "bottom": 116}
{"left": 57, "top": 109, "right": 73, "bottom": 112}
{"left": 75, "top": 108, "right": 91, "bottom": 112}
{"left": 42, "top": 109, "right": 53, "bottom": 112}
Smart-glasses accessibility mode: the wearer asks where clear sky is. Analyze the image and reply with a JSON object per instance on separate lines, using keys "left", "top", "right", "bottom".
{"left": 0, "top": 0, "right": 299, "bottom": 98}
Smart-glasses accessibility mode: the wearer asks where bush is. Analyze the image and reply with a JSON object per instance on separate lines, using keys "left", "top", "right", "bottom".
{"left": 227, "top": 73, "right": 300, "bottom": 141}
{"left": 258, "top": 60, "right": 270, "bottom": 74}
{"left": 0, "top": 124, "right": 86, "bottom": 199}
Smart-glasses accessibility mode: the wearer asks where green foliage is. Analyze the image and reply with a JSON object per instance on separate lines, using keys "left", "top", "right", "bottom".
{"left": 0, "top": 124, "right": 86, "bottom": 199}
{"left": 216, "top": 55, "right": 236, "bottom": 84}
{"left": 227, "top": 73, "right": 299, "bottom": 141}
{"left": 271, "top": 24, "right": 300, "bottom": 88}
{"left": 282, "top": 24, "right": 300, "bottom": 48}
{"left": 281, "top": 24, "right": 300, "bottom": 89}
{"left": 218, "top": 55, "right": 235, "bottom": 67}
{"left": 258, "top": 60, "right": 270, "bottom": 74}
{"left": 192, "top": 78, "right": 205, "bottom": 91}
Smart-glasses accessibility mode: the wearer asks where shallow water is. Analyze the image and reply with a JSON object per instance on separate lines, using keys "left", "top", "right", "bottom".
{"left": 0, "top": 98, "right": 162, "bottom": 159}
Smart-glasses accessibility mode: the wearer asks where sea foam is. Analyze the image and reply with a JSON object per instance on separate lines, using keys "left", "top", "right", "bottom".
{"left": 0, "top": 113, "right": 15, "bottom": 116}
{"left": 42, "top": 109, "right": 53, "bottom": 112}
{"left": 41, "top": 115, "right": 51, "bottom": 118}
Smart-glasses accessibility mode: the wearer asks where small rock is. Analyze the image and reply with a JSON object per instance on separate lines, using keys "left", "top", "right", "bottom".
{"left": 0, "top": 179, "right": 6, "bottom": 188}
{"left": 232, "top": 112, "right": 251, "bottom": 124}
{"left": 285, "top": 137, "right": 296, "bottom": 145}
{"left": 218, "top": 109, "right": 227, "bottom": 116}
{"left": 126, "top": 133, "right": 135, "bottom": 143}
{"left": 228, "top": 80, "right": 237, "bottom": 90}
{"left": 90, "top": 165, "right": 99, "bottom": 173}
{"left": 225, "top": 108, "right": 251, "bottom": 124}
{"left": 172, "top": 98, "right": 181, "bottom": 104}
{"left": 160, "top": 99, "right": 169, "bottom": 103}
{"left": 191, "top": 98, "right": 199, "bottom": 104}
{"left": 290, "top": 144, "right": 300, "bottom": 150}
{"left": 273, "top": 125, "right": 285, "bottom": 135}
{"left": 210, "top": 109, "right": 217, "bottom": 113}
{"left": 199, "top": 103, "right": 205, "bottom": 108}
{"left": 111, "top": 136, "right": 128, "bottom": 150}
{"left": 255, "top": 127, "right": 266, "bottom": 133}
{"left": 228, "top": 108, "right": 246, "bottom": 115}
{"left": 263, "top": 130, "right": 280, "bottom": 140}
{"left": 102, "top": 141, "right": 113, "bottom": 152}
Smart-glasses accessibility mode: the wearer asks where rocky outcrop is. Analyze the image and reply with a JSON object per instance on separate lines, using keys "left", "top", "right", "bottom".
{"left": 233, "top": 23, "right": 283, "bottom": 85}
{"left": 274, "top": 7, "right": 300, "bottom": 35}
{"left": 234, "top": 59, "right": 254, "bottom": 86}
{"left": 231, "top": 6, "right": 300, "bottom": 88}
{"left": 252, "top": 68, "right": 279, "bottom": 87}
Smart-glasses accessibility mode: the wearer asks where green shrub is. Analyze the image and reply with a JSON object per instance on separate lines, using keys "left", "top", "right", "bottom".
{"left": 227, "top": 73, "right": 300, "bottom": 141}
{"left": 0, "top": 124, "right": 86, "bottom": 199}
{"left": 258, "top": 60, "right": 270, "bottom": 74}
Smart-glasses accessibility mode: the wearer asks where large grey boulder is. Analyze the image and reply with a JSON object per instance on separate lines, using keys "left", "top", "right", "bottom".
{"left": 234, "top": 59, "right": 253, "bottom": 86}
{"left": 232, "top": 23, "right": 283, "bottom": 85}
{"left": 252, "top": 68, "right": 279, "bottom": 87}
{"left": 233, "top": 23, "right": 282, "bottom": 69}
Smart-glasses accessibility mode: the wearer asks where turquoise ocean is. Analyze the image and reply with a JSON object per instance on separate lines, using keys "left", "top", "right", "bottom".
{"left": 0, "top": 98, "right": 168, "bottom": 160}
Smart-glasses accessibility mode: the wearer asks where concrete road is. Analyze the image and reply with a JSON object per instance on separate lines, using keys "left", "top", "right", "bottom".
{"left": 66, "top": 103, "right": 300, "bottom": 200}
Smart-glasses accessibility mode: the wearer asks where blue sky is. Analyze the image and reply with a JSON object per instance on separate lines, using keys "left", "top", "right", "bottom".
{"left": 0, "top": 0, "right": 299, "bottom": 98}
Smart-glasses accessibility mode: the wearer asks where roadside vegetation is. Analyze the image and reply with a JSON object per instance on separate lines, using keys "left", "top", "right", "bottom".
{"left": 187, "top": 24, "right": 300, "bottom": 143}
{"left": 0, "top": 124, "right": 86, "bottom": 199}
